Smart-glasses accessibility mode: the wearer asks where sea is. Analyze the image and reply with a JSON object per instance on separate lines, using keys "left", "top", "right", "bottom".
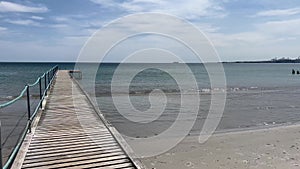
{"left": 1, "top": 62, "right": 300, "bottom": 140}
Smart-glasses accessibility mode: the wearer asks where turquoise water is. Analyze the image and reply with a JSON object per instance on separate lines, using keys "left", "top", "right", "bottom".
{"left": 2, "top": 63, "right": 300, "bottom": 97}
{"left": 1, "top": 62, "right": 300, "bottom": 138}
{"left": 89, "top": 63, "right": 300, "bottom": 96}
{"left": 0, "top": 63, "right": 74, "bottom": 99}
{"left": 94, "top": 63, "right": 300, "bottom": 137}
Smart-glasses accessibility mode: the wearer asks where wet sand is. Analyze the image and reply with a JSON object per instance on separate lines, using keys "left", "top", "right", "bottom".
{"left": 141, "top": 124, "right": 300, "bottom": 169}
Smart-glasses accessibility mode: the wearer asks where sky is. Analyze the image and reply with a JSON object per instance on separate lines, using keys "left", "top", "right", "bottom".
{"left": 0, "top": 0, "right": 300, "bottom": 62}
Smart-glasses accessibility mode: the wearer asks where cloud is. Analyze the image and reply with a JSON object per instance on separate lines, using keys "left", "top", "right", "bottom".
{"left": 4, "top": 19, "right": 41, "bottom": 26}
{"left": 90, "top": 0, "right": 226, "bottom": 19}
{"left": 0, "top": 39, "right": 80, "bottom": 62}
{"left": 208, "top": 32, "right": 268, "bottom": 47}
{"left": 195, "top": 23, "right": 220, "bottom": 33}
{"left": 0, "top": 1, "right": 48, "bottom": 13}
{"left": 209, "top": 19, "right": 300, "bottom": 47}
{"left": 257, "top": 18, "right": 300, "bottom": 36}
{"left": 205, "top": 17, "right": 300, "bottom": 59}
{"left": 53, "top": 16, "right": 70, "bottom": 22}
{"left": 49, "top": 14, "right": 107, "bottom": 37}
{"left": 0, "top": 26, "right": 7, "bottom": 31}
{"left": 50, "top": 24, "right": 69, "bottom": 29}
{"left": 31, "top": 16, "right": 44, "bottom": 20}
{"left": 255, "top": 8, "right": 300, "bottom": 17}
{"left": 53, "top": 14, "right": 93, "bottom": 23}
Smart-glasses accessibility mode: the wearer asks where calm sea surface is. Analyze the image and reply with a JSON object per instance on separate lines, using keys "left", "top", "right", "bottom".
{"left": 1, "top": 62, "right": 300, "bottom": 138}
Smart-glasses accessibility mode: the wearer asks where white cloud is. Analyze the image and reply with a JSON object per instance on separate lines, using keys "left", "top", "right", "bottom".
{"left": 5, "top": 19, "right": 41, "bottom": 26}
{"left": 49, "top": 15, "right": 108, "bottom": 37}
{"left": 209, "top": 20, "right": 300, "bottom": 47}
{"left": 257, "top": 18, "right": 300, "bottom": 36}
{"left": 31, "top": 16, "right": 44, "bottom": 20}
{"left": 90, "top": 0, "right": 226, "bottom": 19}
{"left": 90, "top": 0, "right": 117, "bottom": 7}
{"left": 0, "top": 1, "right": 48, "bottom": 13}
{"left": 255, "top": 8, "right": 300, "bottom": 17}
{"left": 53, "top": 16, "right": 70, "bottom": 22}
{"left": 201, "top": 17, "right": 300, "bottom": 61}
{"left": 204, "top": 17, "right": 300, "bottom": 48}
{"left": 195, "top": 23, "right": 220, "bottom": 33}
{"left": 0, "top": 26, "right": 7, "bottom": 31}
{"left": 53, "top": 14, "right": 93, "bottom": 23}
{"left": 0, "top": 40, "right": 80, "bottom": 62}
{"left": 208, "top": 32, "right": 268, "bottom": 47}
{"left": 50, "top": 24, "right": 69, "bottom": 28}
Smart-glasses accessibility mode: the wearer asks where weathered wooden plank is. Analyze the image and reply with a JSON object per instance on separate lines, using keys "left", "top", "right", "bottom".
{"left": 46, "top": 158, "right": 131, "bottom": 169}
{"left": 76, "top": 162, "right": 133, "bottom": 169}
{"left": 22, "top": 154, "right": 128, "bottom": 168}
{"left": 27, "top": 141, "right": 118, "bottom": 153}
{"left": 28, "top": 138, "right": 115, "bottom": 148}
{"left": 96, "top": 163, "right": 134, "bottom": 169}
{"left": 36, "top": 127, "right": 107, "bottom": 133}
{"left": 32, "top": 132, "right": 112, "bottom": 139}
{"left": 24, "top": 147, "right": 123, "bottom": 160}
{"left": 31, "top": 134, "right": 112, "bottom": 141}
{"left": 26, "top": 144, "right": 119, "bottom": 156}
{"left": 23, "top": 150, "right": 124, "bottom": 164}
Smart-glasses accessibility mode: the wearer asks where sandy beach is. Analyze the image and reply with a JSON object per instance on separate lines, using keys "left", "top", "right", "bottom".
{"left": 141, "top": 124, "right": 300, "bottom": 169}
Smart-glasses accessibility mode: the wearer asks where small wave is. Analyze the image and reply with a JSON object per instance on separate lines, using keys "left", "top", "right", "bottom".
{"left": 6, "top": 96, "right": 13, "bottom": 99}
{"left": 95, "top": 86, "right": 265, "bottom": 96}
{"left": 0, "top": 94, "right": 41, "bottom": 102}
{"left": 228, "top": 87, "right": 249, "bottom": 92}
{"left": 0, "top": 95, "right": 16, "bottom": 102}
{"left": 198, "top": 88, "right": 211, "bottom": 93}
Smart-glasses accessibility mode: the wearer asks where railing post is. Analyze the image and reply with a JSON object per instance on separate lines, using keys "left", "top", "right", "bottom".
{"left": 44, "top": 73, "right": 47, "bottom": 96}
{"left": 26, "top": 86, "right": 32, "bottom": 133}
{"left": 0, "top": 121, "right": 3, "bottom": 169}
{"left": 39, "top": 78, "right": 42, "bottom": 109}
{"left": 47, "top": 71, "right": 50, "bottom": 84}
{"left": 50, "top": 69, "right": 52, "bottom": 80}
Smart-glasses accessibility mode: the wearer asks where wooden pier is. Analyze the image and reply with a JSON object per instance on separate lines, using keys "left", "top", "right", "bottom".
{"left": 13, "top": 71, "right": 140, "bottom": 169}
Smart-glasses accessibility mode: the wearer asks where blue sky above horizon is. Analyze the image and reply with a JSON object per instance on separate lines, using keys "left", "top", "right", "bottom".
{"left": 1, "top": 0, "right": 300, "bottom": 62}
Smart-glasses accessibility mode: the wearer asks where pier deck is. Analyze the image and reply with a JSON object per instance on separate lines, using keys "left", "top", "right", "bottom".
{"left": 18, "top": 71, "right": 137, "bottom": 169}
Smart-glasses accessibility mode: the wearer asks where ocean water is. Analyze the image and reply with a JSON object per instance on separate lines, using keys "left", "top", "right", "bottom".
{"left": 0, "top": 63, "right": 74, "bottom": 100}
{"left": 92, "top": 63, "right": 300, "bottom": 137}
{"left": 1, "top": 63, "right": 300, "bottom": 139}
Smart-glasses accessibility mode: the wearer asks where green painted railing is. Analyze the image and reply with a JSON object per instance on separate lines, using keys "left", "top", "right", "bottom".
{"left": 0, "top": 65, "right": 58, "bottom": 169}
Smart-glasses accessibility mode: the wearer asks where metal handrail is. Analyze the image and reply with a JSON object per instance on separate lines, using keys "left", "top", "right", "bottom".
{"left": 0, "top": 65, "right": 58, "bottom": 169}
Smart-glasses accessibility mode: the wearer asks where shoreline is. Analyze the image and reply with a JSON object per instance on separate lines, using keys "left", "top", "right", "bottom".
{"left": 202, "top": 121, "right": 300, "bottom": 136}
{"left": 140, "top": 121, "right": 300, "bottom": 169}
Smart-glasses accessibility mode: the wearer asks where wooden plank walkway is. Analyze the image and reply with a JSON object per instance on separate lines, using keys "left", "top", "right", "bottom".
{"left": 20, "top": 70, "right": 138, "bottom": 169}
